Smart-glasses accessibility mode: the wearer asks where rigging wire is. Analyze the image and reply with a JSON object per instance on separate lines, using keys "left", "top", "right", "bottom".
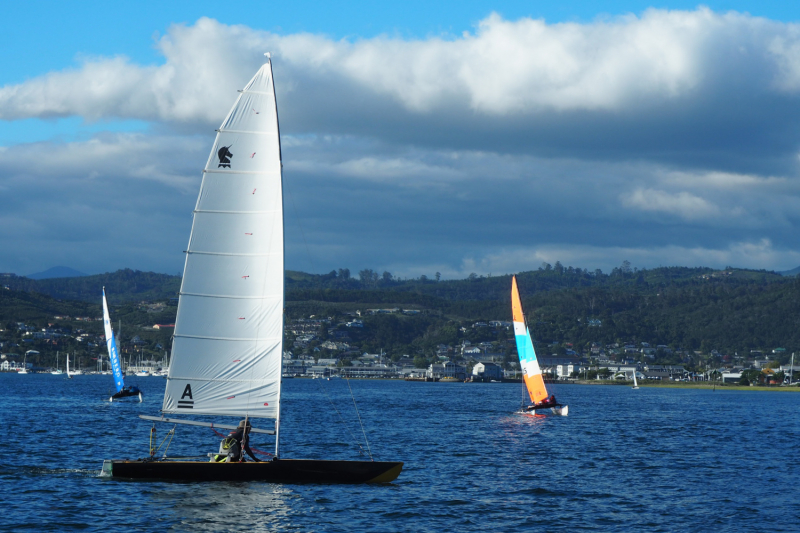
{"left": 149, "top": 424, "right": 156, "bottom": 457}
{"left": 521, "top": 377, "right": 527, "bottom": 411}
{"left": 149, "top": 425, "right": 177, "bottom": 459}
{"left": 346, "top": 376, "right": 373, "bottom": 461}
{"left": 315, "top": 378, "right": 371, "bottom": 459}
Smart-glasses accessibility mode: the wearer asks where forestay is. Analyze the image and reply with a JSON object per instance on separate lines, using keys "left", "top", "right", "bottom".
{"left": 163, "top": 59, "right": 284, "bottom": 419}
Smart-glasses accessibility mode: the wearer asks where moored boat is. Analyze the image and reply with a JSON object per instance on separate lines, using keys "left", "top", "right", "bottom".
{"left": 50, "top": 351, "right": 63, "bottom": 375}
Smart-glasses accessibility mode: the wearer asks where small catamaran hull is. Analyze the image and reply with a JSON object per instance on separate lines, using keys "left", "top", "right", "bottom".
{"left": 109, "top": 390, "right": 143, "bottom": 402}
{"left": 102, "top": 459, "right": 403, "bottom": 483}
{"left": 516, "top": 405, "right": 569, "bottom": 417}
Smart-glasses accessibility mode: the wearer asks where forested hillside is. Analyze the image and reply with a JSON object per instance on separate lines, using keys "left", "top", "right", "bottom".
{"left": 2, "top": 264, "right": 799, "bottom": 369}
{"left": 2, "top": 269, "right": 180, "bottom": 302}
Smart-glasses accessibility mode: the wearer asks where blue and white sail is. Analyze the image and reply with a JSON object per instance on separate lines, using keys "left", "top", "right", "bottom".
{"left": 103, "top": 288, "right": 125, "bottom": 393}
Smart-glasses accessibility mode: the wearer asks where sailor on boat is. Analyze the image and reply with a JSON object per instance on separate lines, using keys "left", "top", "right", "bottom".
{"left": 112, "top": 384, "right": 142, "bottom": 400}
{"left": 212, "top": 420, "right": 261, "bottom": 463}
{"left": 526, "top": 394, "right": 560, "bottom": 411}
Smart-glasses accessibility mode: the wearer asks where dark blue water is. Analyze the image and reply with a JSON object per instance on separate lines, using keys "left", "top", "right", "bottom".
{"left": 2, "top": 374, "right": 799, "bottom": 532}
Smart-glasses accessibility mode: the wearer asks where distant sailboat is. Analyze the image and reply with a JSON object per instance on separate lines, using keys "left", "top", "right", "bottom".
{"left": 18, "top": 353, "right": 28, "bottom": 374}
{"left": 66, "top": 354, "right": 72, "bottom": 378}
{"left": 632, "top": 369, "right": 639, "bottom": 390}
{"left": 102, "top": 56, "right": 402, "bottom": 483}
{"left": 512, "top": 276, "right": 568, "bottom": 416}
{"left": 71, "top": 353, "right": 83, "bottom": 375}
{"left": 103, "top": 289, "right": 142, "bottom": 402}
{"left": 51, "top": 352, "right": 63, "bottom": 375}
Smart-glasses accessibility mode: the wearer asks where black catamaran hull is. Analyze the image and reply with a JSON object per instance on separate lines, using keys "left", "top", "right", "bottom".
{"left": 103, "top": 459, "right": 403, "bottom": 483}
{"left": 110, "top": 390, "right": 142, "bottom": 402}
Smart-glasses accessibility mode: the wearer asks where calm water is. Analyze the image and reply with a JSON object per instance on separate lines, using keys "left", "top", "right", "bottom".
{"left": 2, "top": 374, "right": 799, "bottom": 532}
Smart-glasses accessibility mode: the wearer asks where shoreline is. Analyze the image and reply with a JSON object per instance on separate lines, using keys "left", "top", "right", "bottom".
{"left": 568, "top": 380, "right": 800, "bottom": 391}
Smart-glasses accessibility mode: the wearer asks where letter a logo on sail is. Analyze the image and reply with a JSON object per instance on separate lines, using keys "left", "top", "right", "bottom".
{"left": 181, "top": 384, "right": 193, "bottom": 399}
{"left": 178, "top": 383, "right": 194, "bottom": 409}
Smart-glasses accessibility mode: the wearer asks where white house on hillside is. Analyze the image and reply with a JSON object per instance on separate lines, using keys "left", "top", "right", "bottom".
{"left": 556, "top": 364, "right": 581, "bottom": 378}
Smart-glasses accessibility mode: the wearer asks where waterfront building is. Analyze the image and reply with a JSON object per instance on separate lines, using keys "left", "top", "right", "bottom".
{"left": 472, "top": 362, "right": 503, "bottom": 380}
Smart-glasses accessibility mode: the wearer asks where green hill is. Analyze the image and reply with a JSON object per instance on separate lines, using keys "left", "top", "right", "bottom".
{"left": 2, "top": 269, "right": 181, "bottom": 302}
{"left": 2, "top": 265, "right": 799, "bottom": 369}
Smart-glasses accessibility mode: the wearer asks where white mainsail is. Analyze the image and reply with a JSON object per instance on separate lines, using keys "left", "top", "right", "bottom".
{"left": 162, "top": 58, "right": 284, "bottom": 420}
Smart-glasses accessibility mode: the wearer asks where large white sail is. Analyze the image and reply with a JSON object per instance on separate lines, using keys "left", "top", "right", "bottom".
{"left": 163, "top": 59, "right": 284, "bottom": 419}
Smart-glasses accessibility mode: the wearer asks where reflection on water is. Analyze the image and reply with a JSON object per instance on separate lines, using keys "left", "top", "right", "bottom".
{"left": 2, "top": 374, "right": 800, "bottom": 532}
{"left": 152, "top": 482, "right": 297, "bottom": 532}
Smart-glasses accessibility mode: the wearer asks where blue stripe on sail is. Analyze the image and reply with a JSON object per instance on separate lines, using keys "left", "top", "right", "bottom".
{"left": 108, "top": 330, "right": 125, "bottom": 393}
{"left": 515, "top": 328, "right": 538, "bottom": 364}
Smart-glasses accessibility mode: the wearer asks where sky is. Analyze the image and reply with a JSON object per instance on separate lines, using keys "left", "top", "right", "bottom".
{"left": 3, "top": 1, "right": 800, "bottom": 279}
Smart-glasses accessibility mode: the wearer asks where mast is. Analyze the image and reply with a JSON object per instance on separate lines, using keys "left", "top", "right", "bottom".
{"left": 268, "top": 52, "right": 285, "bottom": 459}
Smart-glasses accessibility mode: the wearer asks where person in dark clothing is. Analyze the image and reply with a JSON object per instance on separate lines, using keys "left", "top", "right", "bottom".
{"left": 111, "top": 385, "right": 142, "bottom": 400}
{"left": 213, "top": 420, "right": 260, "bottom": 462}
{"left": 527, "top": 395, "right": 558, "bottom": 411}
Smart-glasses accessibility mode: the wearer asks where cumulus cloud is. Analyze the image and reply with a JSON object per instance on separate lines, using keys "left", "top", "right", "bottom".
{"left": 0, "top": 19, "right": 263, "bottom": 123}
{"left": 0, "top": 10, "right": 795, "bottom": 118}
{"left": 664, "top": 170, "right": 788, "bottom": 190}
{"left": 3, "top": 9, "right": 800, "bottom": 177}
{"left": 0, "top": 132, "right": 204, "bottom": 275}
{"left": 621, "top": 188, "right": 720, "bottom": 220}
{"left": 1, "top": 133, "right": 204, "bottom": 191}
{"left": 333, "top": 10, "right": 710, "bottom": 113}
{"left": 293, "top": 155, "right": 462, "bottom": 185}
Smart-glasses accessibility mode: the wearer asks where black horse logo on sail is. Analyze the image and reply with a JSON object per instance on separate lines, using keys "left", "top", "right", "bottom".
{"left": 218, "top": 145, "right": 233, "bottom": 168}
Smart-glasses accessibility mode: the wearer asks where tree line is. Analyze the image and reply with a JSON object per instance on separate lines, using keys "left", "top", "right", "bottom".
{"left": 2, "top": 264, "right": 799, "bottom": 366}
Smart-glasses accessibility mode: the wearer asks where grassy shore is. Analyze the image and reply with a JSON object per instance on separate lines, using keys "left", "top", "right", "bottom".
{"left": 572, "top": 380, "right": 800, "bottom": 391}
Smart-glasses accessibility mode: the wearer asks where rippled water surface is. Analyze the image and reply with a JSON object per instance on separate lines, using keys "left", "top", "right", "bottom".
{"left": 2, "top": 374, "right": 799, "bottom": 532}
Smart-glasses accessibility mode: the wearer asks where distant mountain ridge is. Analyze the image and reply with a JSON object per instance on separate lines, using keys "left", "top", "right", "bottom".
{"left": 4, "top": 269, "right": 181, "bottom": 302}
{"left": 27, "top": 266, "right": 87, "bottom": 279}
{"left": 3, "top": 264, "right": 794, "bottom": 307}
{"left": 779, "top": 265, "right": 800, "bottom": 276}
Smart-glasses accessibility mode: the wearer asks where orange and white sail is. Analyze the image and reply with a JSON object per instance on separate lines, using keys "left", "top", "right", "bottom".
{"left": 512, "top": 276, "right": 549, "bottom": 404}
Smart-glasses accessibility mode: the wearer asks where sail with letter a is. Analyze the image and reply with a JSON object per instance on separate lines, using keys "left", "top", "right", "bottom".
{"left": 512, "top": 276, "right": 549, "bottom": 404}
{"left": 162, "top": 59, "right": 284, "bottom": 419}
